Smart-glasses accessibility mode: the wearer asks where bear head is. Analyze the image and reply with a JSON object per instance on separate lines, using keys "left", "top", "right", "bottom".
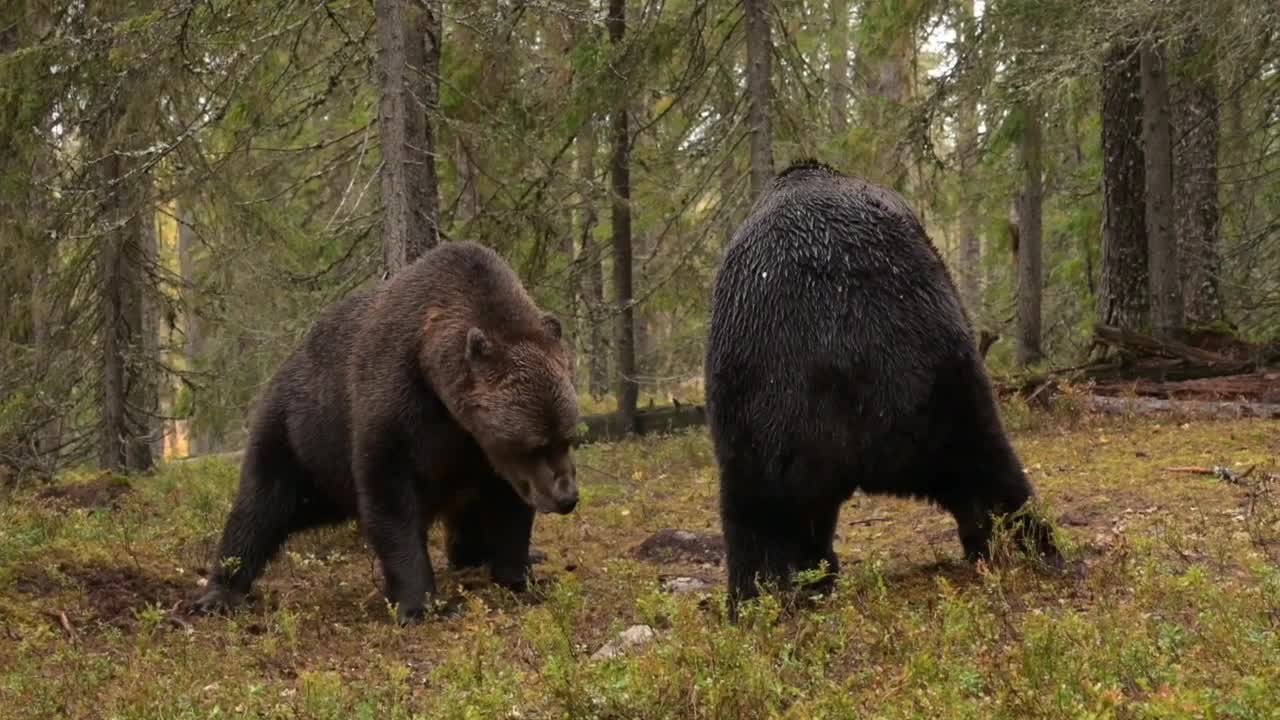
{"left": 453, "top": 314, "right": 580, "bottom": 515}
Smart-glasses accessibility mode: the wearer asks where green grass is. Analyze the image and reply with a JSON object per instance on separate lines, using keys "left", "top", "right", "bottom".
{"left": 2, "top": 412, "right": 1279, "bottom": 719}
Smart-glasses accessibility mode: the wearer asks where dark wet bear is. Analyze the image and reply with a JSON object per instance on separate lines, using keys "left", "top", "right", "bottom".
{"left": 193, "top": 241, "right": 580, "bottom": 624}
{"left": 705, "top": 161, "right": 1060, "bottom": 615}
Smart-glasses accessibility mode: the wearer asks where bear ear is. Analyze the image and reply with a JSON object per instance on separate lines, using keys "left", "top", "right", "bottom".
{"left": 466, "top": 327, "right": 491, "bottom": 363}
{"left": 542, "top": 314, "right": 562, "bottom": 340}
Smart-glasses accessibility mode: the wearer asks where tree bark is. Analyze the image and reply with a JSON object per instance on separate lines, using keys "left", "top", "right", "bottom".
{"left": 1141, "top": 40, "right": 1184, "bottom": 341}
{"left": 133, "top": 174, "right": 160, "bottom": 469}
{"left": 1172, "top": 33, "right": 1223, "bottom": 327}
{"left": 577, "top": 122, "right": 609, "bottom": 399}
{"left": 1016, "top": 101, "right": 1044, "bottom": 367}
{"left": 1098, "top": 42, "right": 1150, "bottom": 332}
{"left": 455, "top": 135, "right": 480, "bottom": 226}
{"left": 828, "top": 0, "right": 849, "bottom": 134}
{"left": 376, "top": 0, "right": 441, "bottom": 274}
{"left": 744, "top": 0, "right": 774, "bottom": 202}
{"left": 96, "top": 110, "right": 154, "bottom": 473}
{"left": 176, "top": 201, "right": 207, "bottom": 456}
{"left": 860, "top": 0, "right": 917, "bottom": 190}
{"left": 608, "top": 0, "right": 638, "bottom": 429}
{"left": 717, "top": 65, "right": 739, "bottom": 248}
{"left": 955, "top": 0, "right": 981, "bottom": 317}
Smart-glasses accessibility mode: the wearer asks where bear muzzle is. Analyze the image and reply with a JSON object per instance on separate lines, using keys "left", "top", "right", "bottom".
{"left": 536, "top": 472, "right": 578, "bottom": 515}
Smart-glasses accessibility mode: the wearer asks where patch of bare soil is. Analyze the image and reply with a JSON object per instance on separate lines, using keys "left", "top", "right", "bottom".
{"left": 631, "top": 529, "right": 725, "bottom": 566}
{"left": 36, "top": 475, "right": 132, "bottom": 511}
{"left": 13, "top": 560, "right": 187, "bottom": 630}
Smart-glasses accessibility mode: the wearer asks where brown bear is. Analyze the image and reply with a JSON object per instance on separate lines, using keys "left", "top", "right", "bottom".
{"left": 192, "top": 241, "right": 580, "bottom": 624}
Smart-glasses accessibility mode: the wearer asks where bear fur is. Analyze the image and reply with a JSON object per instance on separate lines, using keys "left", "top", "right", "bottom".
{"left": 193, "top": 241, "right": 580, "bottom": 624}
{"left": 704, "top": 161, "right": 1060, "bottom": 615}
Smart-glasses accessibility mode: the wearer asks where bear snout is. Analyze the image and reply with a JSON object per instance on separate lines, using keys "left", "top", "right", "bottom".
{"left": 545, "top": 469, "right": 578, "bottom": 514}
{"left": 552, "top": 485, "right": 579, "bottom": 514}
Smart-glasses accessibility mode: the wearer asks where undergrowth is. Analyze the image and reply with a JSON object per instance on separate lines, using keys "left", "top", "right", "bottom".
{"left": 1, "top": 415, "right": 1278, "bottom": 719}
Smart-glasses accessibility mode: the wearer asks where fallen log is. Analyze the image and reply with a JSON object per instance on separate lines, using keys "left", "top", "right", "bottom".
{"left": 174, "top": 404, "right": 710, "bottom": 464}
{"left": 576, "top": 404, "right": 707, "bottom": 445}
{"left": 1084, "top": 395, "right": 1280, "bottom": 420}
{"left": 1093, "top": 324, "right": 1240, "bottom": 366}
{"left": 1091, "top": 371, "right": 1280, "bottom": 403}
{"left": 996, "top": 358, "right": 1263, "bottom": 402}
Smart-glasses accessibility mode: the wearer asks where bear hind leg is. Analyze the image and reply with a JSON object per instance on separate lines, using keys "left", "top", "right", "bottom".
{"left": 195, "top": 441, "right": 331, "bottom": 615}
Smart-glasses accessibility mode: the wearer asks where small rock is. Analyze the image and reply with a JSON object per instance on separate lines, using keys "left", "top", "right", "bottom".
{"left": 1059, "top": 512, "right": 1091, "bottom": 527}
{"left": 661, "top": 576, "right": 712, "bottom": 594}
{"left": 591, "top": 624, "right": 656, "bottom": 661}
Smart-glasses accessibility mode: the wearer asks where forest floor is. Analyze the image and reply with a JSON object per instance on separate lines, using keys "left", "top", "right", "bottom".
{"left": 2, "top": 408, "right": 1279, "bottom": 719}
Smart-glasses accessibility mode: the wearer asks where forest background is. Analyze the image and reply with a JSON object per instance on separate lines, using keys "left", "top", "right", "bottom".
{"left": 1, "top": 0, "right": 1277, "bottom": 478}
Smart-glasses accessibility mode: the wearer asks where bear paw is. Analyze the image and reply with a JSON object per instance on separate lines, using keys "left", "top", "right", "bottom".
{"left": 190, "top": 585, "right": 244, "bottom": 616}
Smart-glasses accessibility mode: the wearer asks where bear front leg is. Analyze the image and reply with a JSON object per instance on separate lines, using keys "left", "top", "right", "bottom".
{"left": 445, "top": 477, "right": 535, "bottom": 592}
{"left": 356, "top": 458, "right": 434, "bottom": 625}
{"left": 721, "top": 494, "right": 840, "bottom": 620}
{"left": 939, "top": 459, "right": 1061, "bottom": 567}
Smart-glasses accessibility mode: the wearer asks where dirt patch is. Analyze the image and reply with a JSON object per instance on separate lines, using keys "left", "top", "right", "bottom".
{"left": 631, "top": 529, "right": 725, "bottom": 566}
{"left": 881, "top": 560, "right": 981, "bottom": 596}
{"left": 74, "top": 565, "right": 188, "bottom": 627}
{"left": 9, "top": 564, "right": 61, "bottom": 596}
{"left": 12, "top": 560, "right": 188, "bottom": 629}
{"left": 37, "top": 475, "right": 132, "bottom": 511}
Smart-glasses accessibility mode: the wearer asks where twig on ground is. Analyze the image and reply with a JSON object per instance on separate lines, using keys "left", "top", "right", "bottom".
{"left": 42, "top": 609, "right": 78, "bottom": 645}
{"left": 578, "top": 461, "right": 630, "bottom": 485}
{"left": 848, "top": 516, "right": 892, "bottom": 527}
{"left": 1164, "top": 465, "right": 1256, "bottom": 485}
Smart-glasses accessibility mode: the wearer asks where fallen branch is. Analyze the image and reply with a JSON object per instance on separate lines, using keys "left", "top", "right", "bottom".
{"left": 978, "top": 330, "right": 1000, "bottom": 359}
{"left": 1163, "top": 465, "right": 1256, "bottom": 484}
{"left": 42, "top": 609, "right": 78, "bottom": 646}
{"left": 848, "top": 515, "right": 892, "bottom": 527}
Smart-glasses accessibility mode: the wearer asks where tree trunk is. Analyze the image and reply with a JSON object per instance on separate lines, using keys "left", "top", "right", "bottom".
{"left": 552, "top": 14, "right": 578, "bottom": 351}
{"left": 572, "top": 9, "right": 609, "bottom": 400}
{"left": 28, "top": 115, "right": 58, "bottom": 471}
{"left": 828, "top": 0, "right": 849, "bottom": 134}
{"left": 955, "top": 0, "right": 980, "bottom": 317}
{"left": 97, "top": 128, "right": 154, "bottom": 473}
{"left": 99, "top": 204, "right": 128, "bottom": 470}
{"left": 455, "top": 135, "right": 480, "bottom": 226}
{"left": 717, "top": 65, "right": 739, "bottom": 247}
{"left": 30, "top": 251, "right": 54, "bottom": 465}
{"left": 744, "top": 0, "right": 774, "bottom": 202}
{"left": 1016, "top": 101, "right": 1044, "bottom": 367}
{"left": 176, "top": 201, "right": 207, "bottom": 456}
{"left": 1141, "top": 40, "right": 1184, "bottom": 341}
{"left": 577, "top": 124, "right": 608, "bottom": 399}
{"left": 133, "top": 175, "right": 160, "bottom": 468}
{"left": 1098, "top": 42, "right": 1150, "bottom": 332}
{"left": 376, "top": 0, "right": 441, "bottom": 274}
{"left": 634, "top": 233, "right": 655, "bottom": 394}
{"left": 1172, "top": 34, "right": 1223, "bottom": 327}
{"left": 859, "top": 0, "right": 917, "bottom": 190}
{"left": 608, "top": 0, "right": 638, "bottom": 429}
